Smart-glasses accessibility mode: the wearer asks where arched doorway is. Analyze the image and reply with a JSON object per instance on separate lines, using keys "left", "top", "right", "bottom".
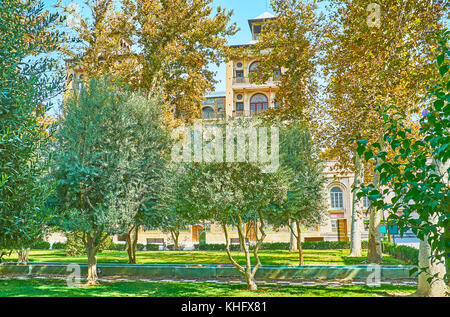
{"left": 250, "top": 93, "right": 268, "bottom": 114}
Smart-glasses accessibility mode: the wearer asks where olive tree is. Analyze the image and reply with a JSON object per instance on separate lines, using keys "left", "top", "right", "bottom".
{"left": 52, "top": 78, "right": 163, "bottom": 283}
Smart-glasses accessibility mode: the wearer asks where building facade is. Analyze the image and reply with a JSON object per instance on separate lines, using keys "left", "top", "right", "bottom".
{"left": 114, "top": 13, "right": 371, "bottom": 248}
{"left": 59, "top": 12, "right": 372, "bottom": 249}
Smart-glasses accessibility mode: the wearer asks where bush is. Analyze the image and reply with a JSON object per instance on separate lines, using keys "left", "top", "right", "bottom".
{"left": 51, "top": 242, "right": 66, "bottom": 250}
{"left": 145, "top": 244, "right": 160, "bottom": 251}
{"left": 383, "top": 242, "right": 418, "bottom": 264}
{"left": 108, "top": 243, "right": 127, "bottom": 251}
{"left": 136, "top": 244, "right": 146, "bottom": 251}
{"left": 194, "top": 241, "right": 369, "bottom": 251}
{"left": 65, "top": 232, "right": 112, "bottom": 256}
{"left": 31, "top": 240, "right": 51, "bottom": 250}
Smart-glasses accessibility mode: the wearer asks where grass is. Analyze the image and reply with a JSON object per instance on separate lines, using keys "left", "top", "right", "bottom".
{"left": 2, "top": 249, "right": 407, "bottom": 266}
{"left": 0, "top": 278, "right": 416, "bottom": 297}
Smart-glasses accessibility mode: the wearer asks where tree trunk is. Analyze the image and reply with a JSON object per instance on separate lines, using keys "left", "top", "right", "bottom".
{"left": 296, "top": 221, "right": 304, "bottom": 265}
{"left": 126, "top": 225, "right": 138, "bottom": 264}
{"left": 445, "top": 221, "right": 450, "bottom": 283}
{"left": 414, "top": 236, "right": 448, "bottom": 297}
{"left": 349, "top": 154, "right": 362, "bottom": 257}
{"left": 86, "top": 238, "right": 99, "bottom": 285}
{"left": 171, "top": 230, "right": 180, "bottom": 251}
{"left": 367, "top": 135, "right": 384, "bottom": 263}
{"left": 289, "top": 219, "right": 297, "bottom": 252}
{"left": 17, "top": 248, "right": 30, "bottom": 265}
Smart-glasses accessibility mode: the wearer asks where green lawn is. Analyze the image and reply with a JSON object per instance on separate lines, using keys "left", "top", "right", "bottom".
{"left": 3, "top": 249, "right": 406, "bottom": 265}
{"left": 0, "top": 278, "right": 415, "bottom": 297}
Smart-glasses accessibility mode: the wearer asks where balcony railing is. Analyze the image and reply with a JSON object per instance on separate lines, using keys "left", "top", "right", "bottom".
{"left": 232, "top": 76, "right": 281, "bottom": 85}
{"left": 202, "top": 112, "right": 225, "bottom": 120}
{"left": 232, "top": 77, "right": 250, "bottom": 84}
{"left": 233, "top": 110, "right": 244, "bottom": 117}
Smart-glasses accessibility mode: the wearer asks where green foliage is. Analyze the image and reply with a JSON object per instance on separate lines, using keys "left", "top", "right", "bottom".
{"left": 31, "top": 240, "right": 51, "bottom": 250}
{"left": 108, "top": 243, "right": 127, "bottom": 251}
{"left": 51, "top": 242, "right": 66, "bottom": 250}
{"left": 383, "top": 242, "right": 419, "bottom": 264}
{"left": 0, "top": 0, "right": 64, "bottom": 251}
{"left": 65, "top": 232, "right": 112, "bottom": 256}
{"left": 195, "top": 241, "right": 370, "bottom": 251}
{"left": 267, "top": 121, "right": 328, "bottom": 236}
{"left": 52, "top": 78, "right": 166, "bottom": 260}
{"left": 145, "top": 244, "right": 160, "bottom": 251}
{"left": 357, "top": 29, "right": 450, "bottom": 281}
{"left": 136, "top": 244, "right": 146, "bottom": 251}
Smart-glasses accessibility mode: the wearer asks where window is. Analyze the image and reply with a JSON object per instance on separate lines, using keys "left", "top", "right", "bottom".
{"left": 236, "top": 102, "right": 244, "bottom": 111}
{"left": 274, "top": 101, "right": 280, "bottom": 108}
{"left": 236, "top": 62, "right": 243, "bottom": 68}
{"left": 273, "top": 69, "right": 281, "bottom": 76}
{"left": 250, "top": 93, "right": 268, "bottom": 114}
{"left": 330, "top": 187, "right": 344, "bottom": 209}
{"left": 202, "top": 106, "right": 215, "bottom": 119}
{"left": 331, "top": 220, "right": 337, "bottom": 232}
{"left": 235, "top": 70, "right": 244, "bottom": 78}
{"left": 253, "top": 24, "right": 262, "bottom": 40}
{"left": 236, "top": 94, "right": 243, "bottom": 100}
{"left": 249, "top": 61, "right": 260, "bottom": 73}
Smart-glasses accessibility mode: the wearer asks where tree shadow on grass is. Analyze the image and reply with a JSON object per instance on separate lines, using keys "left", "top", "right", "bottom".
{"left": 0, "top": 279, "right": 415, "bottom": 297}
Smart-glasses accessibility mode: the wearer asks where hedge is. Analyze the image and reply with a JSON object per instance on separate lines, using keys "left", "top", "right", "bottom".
{"left": 108, "top": 243, "right": 127, "bottom": 251}
{"left": 383, "top": 242, "right": 418, "bottom": 264}
{"left": 31, "top": 240, "right": 51, "bottom": 250}
{"left": 51, "top": 242, "right": 66, "bottom": 250}
{"left": 194, "top": 241, "right": 370, "bottom": 251}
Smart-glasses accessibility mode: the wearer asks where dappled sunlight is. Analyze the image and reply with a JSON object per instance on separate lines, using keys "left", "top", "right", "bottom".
{"left": 0, "top": 279, "right": 416, "bottom": 297}
{"left": 3, "top": 249, "right": 406, "bottom": 266}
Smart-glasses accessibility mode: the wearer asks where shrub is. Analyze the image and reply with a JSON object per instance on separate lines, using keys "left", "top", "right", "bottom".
{"left": 194, "top": 241, "right": 369, "bottom": 251}
{"left": 52, "top": 242, "right": 66, "bottom": 250}
{"left": 136, "top": 244, "right": 146, "bottom": 251}
{"left": 31, "top": 240, "right": 51, "bottom": 250}
{"left": 108, "top": 243, "right": 127, "bottom": 251}
{"left": 383, "top": 242, "right": 418, "bottom": 264}
{"left": 145, "top": 244, "right": 160, "bottom": 251}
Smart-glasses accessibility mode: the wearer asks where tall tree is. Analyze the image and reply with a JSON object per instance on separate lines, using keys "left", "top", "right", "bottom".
{"left": 169, "top": 118, "right": 289, "bottom": 291}
{"left": 154, "top": 165, "right": 193, "bottom": 251}
{"left": 357, "top": 29, "right": 449, "bottom": 294}
{"left": 250, "top": 0, "right": 322, "bottom": 124}
{"left": 0, "top": 0, "right": 63, "bottom": 256}
{"left": 52, "top": 78, "right": 156, "bottom": 284}
{"left": 121, "top": 94, "right": 172, "bottom": 264}
{"left": 121, "top": 0, "right": 238, "bottom": 120}
{"left": 267, "top": 121, "right": 328, "bottom": 265}
{"left": 58, "top": 0, "right": 141, "bottom": 88}
{"left": 321, "top": 0, "right": 445, "bottom": 261}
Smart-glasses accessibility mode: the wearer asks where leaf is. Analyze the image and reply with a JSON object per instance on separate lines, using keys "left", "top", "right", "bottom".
{"left": 437, "top": 54, "right": 445, "bottom": 66}
{"left": 439, "top": 65, "right": 449, "bottom": 77}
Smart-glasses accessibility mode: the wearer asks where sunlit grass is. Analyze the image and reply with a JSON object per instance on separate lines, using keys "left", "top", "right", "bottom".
{"left": 3, "top": 249, "right": 406, "bottom": 266}
{"left": 0, "top": 278, "right": 415, "bottom": 297}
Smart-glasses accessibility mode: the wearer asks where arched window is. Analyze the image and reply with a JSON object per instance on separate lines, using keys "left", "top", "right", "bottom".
{"left": 202, "top": 106, "right": 215, "bottom": 119}
{"left": 250, "top": 93, "right": 268, "bottom": 114}
{"left": 330, "top": 187, "right": 344, "bottom": 209}
{"left": 249, "top": 61, "right": 260, "bottom": 73}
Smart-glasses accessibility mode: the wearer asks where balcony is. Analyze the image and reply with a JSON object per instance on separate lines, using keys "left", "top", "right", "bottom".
{"left": 202, "top": 111, "right": 225, "bottom": 120}
{"left": 233, "top": 110, "right": 244, "bottom": 117}
{"left": 232, "top": 77, "right": 250, "bottom": 84}
{"left": 232, "top": 76, "right": 280, "bottom": 86}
